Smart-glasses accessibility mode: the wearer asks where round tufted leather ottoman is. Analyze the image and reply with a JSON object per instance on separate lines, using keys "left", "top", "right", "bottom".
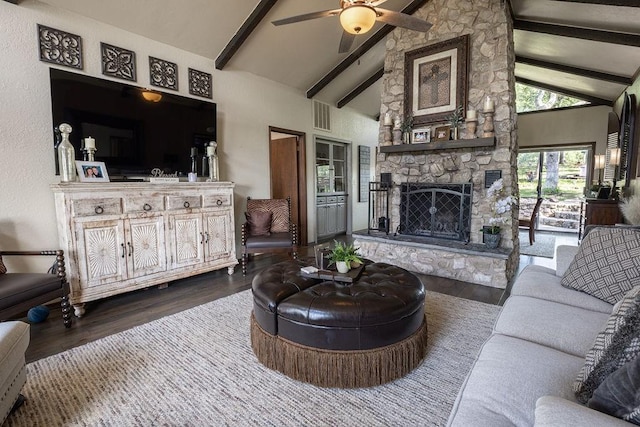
{"left": 250, "top": 259, "right": 427, "bottom": 388}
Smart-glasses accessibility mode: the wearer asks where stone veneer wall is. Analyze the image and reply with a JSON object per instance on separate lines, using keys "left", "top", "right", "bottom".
{"left": 364, "top": 0, "right": 520, "bottom": 286}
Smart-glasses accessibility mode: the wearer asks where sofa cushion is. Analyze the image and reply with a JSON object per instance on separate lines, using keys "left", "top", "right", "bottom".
{"left": 555, "top": 245, "right": 580, "bottom": 277}
{"left": 561, "top": 228, "right": 640, "bottom": 305}
{"left": 588, "top": 352, "right": 640, "bottom": 424}
{"left": 447, "top": 334, "right": 584, "bottom": 427}
{"left": 245, "top": 210, "right": 272, "bottom": 236}
{"left": 494, "top": 296, "right": 609, "bottom": 357}
{"left": 535, "top": 396, "right": 632, "bottom": 427}
{"left": 575, "top": 286, "right": 640, "bottom": 404}
{"left": 511, "top": 265, "right": 613, "bottom": 314}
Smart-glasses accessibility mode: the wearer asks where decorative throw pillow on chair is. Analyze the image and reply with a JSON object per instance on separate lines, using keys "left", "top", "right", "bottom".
{"left": 245, "top": 211, "right": 272, "bottom": 236}
{"left": 561, "top": 227, "right": 640, "bottom": 304}
{"left": 574, "top": 285, "right": 640, "bottom": 404}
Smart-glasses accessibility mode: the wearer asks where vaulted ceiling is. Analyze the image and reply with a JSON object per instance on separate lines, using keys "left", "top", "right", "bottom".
{"left": 31, "top": 0, "right": 640, "bottom": 117}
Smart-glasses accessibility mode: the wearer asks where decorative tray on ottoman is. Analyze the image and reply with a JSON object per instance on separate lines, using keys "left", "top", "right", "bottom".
{"left": 299, "top": 264, "right": 364, "bottom": 283}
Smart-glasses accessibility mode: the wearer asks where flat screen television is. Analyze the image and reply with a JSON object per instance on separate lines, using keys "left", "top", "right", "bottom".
{"left": 49, "top": 68, "right": 217, "bottom": 178}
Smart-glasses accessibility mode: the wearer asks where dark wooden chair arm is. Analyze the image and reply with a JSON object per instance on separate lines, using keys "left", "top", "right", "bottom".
{"left": 0, "top": 250, "right": 67, "bottom": 280}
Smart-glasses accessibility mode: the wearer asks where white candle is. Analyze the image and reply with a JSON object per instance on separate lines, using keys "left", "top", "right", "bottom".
{"left": 383, "top": 113, "right": 392, "bottom": 126}
{"left": 207, "top": 145, "right": 215, "bottom": 156}
{"left": 466, "top": 109, "right": 476, "bottom": 120}
{"left": 483, "top": 97, "right": 494, "bottom": 112}
{"left": 84, "top": 137, "right": 95, "bottom": 149}
{"left": 393, "top": 117, "right": 401, "bottom": 130}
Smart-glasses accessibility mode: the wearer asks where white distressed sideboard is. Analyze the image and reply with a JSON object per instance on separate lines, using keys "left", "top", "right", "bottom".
{"left": 51, "top": 182, "right": 237, "bottom": 317}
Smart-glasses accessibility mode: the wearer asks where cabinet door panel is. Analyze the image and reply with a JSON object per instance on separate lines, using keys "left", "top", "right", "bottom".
{"left": 75, "top": 219, "right": 125, "bottom": 288}
{"left": 204, "top": 211, "right": 231, "bottom": 260}
{"left": 168, "top": 213, "right": 203, "bottom": 267}
{"left": 126, "top": 216, "right": 167, "bottom": 278}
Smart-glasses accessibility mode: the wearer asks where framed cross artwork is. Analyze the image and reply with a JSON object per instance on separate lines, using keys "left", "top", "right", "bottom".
{"left": 404, "top": 34, "right": 469, "bottom": 126}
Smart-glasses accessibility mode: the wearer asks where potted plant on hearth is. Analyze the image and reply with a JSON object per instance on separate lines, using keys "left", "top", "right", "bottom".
{"left": 328, "top": 241, "right": 363, "bottom": 273}
{"left": 481, "top": 178, "right": 517, "bottom": 249}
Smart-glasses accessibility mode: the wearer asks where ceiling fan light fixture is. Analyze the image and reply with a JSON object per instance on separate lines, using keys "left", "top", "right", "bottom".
{"left": 339, "top": 5, "right": 376, "bottom": 35}
{"left": 141, "top": 90, "right": 162, "bottom": 102}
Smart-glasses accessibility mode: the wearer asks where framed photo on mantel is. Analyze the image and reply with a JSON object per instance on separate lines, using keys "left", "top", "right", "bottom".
{"left": 404, "top": 34, "right": 469, "bottom": 127}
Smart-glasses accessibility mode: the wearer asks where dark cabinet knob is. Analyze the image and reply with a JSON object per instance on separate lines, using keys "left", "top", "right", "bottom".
{"left": 143, "top": 203, "right": 152, "bottom": 211}
{"left": 183, "top": 201, "right": 190, "bottom": 208}
{"left": 95, "top": 206, "right": 104, "bottom": 214}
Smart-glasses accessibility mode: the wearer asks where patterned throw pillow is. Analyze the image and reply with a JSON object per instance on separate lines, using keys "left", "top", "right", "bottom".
{"left": 588, "top": 353, "right": 640, "bottom": 425}
{"left": 575, "top": 286, "right": 640, "bottom": 403}
{"left": 0, "top": 255, "right": 5, "bottom": 274}
{"left": 561, "top": 227, "right": 640, "bottom": 304}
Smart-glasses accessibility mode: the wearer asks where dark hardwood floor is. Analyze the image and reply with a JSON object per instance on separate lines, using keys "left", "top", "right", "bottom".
{"left": 21, "top": 239, "right": 540, "bottom": 363}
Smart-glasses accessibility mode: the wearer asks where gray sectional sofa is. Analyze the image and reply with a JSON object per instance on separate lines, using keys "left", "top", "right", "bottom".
{"left": 447, "top": 244, "right": 633, "bottom": 426}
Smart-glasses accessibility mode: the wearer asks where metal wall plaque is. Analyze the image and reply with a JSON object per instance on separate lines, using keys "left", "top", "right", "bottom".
{"left": 38, "top": 24, "right": 83, "bottom": 69}
{"left": 188, "top": 68, "right": 212, "bottom": 99}
{"left": 149, "top": 56, "right": 178, "bottom": 90}
{"left": 101, "top": 42, "right": 136, "bottom": 81}
{"left": 484, "top": 170, "right": 502, "bottom": 188}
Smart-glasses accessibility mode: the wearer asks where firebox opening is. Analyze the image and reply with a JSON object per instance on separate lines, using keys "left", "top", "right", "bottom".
{"left": 399, "top": 183, "right": 473, "bottom": 242}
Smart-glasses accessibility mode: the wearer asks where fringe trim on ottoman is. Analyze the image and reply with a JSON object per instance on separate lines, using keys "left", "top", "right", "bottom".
{"left": 250, "top": 313, "right": 428, "bottom": 388}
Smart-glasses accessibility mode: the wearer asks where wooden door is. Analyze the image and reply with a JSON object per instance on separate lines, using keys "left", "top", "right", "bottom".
{"left": 269, "top": 130, "right": 307, "bottom": 245}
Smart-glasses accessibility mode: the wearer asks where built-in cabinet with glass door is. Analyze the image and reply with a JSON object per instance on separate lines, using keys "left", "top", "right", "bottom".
{"left": 316, "top": 139, "right": 348, "bottom": 239}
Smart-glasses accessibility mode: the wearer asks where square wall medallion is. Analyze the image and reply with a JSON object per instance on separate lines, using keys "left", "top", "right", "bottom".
{"left": 149, "top": 56, "right": 178, "bottom": 91}
{"left": 188, "top": 68, "right": 212, "bottom": 99}
{"left": 101, "top": 42, "right": 136, "bottom": 81}
{"left": 38, "top": 24, "right": 83, "bottom": 69}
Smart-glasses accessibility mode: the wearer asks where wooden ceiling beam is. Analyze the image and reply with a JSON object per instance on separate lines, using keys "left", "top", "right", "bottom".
{"left": 516, "top": 76, "right": 613, "bottom": 106}
{"left": 516, "top": 55, "right": 633, "bottom": 85}
{"left": 514, "top": 20, "right": 640, "bottom": 47}
{"left": 215, "top": 0, "right": 279, "bottom": 70}
{"left": 306, "top": 0, "right": 429, "bottom": 99}
{"left": 336, "top": 67, "right": 384, "bottom": 108}
{"left": 3, "top": 0, "right": 20, "bottom": 3}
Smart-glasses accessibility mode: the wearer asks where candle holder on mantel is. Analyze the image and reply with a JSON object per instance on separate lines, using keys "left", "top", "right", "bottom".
{"left": 464, "top": 118, "right": 478, "bottom": 139}
{"left": 482, "top": 110, "right": 495, "bottom": 138}
{"left": 383, "top": 124, "right": 392, "bottom": 145}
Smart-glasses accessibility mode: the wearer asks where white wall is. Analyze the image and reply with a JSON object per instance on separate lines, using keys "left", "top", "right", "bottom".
{"left": 0, "top": 0, "right": 378, "bottom": 271}
{"left": 517, "top": 105, "right": 611, "bottom": 153}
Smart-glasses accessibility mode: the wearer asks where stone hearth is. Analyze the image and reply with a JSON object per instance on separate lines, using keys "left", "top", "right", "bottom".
{"left": 354, "top": 231, "right": 515, "bottom": 289}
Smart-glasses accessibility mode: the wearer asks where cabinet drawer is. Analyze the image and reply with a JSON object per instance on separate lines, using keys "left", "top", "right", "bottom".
{"left": 72, "top": 198, "right": 122, "bottom": 217}
{"left": 123, "top": 196, "right": 165, "bottom": 213}
{"left": 166, "top": 195, "right": 202, "bottom": 210}
{"left": 316, "top": 197, "right": 327, "bottom": 205}
{"left": 326, "top": 196, "right": 338, "bottom": 203}
{"left": 337, "top": 196, "right": 346, "bottom": 202}
{"left": 203, "top": 194, "right": 231, "bottom": 208}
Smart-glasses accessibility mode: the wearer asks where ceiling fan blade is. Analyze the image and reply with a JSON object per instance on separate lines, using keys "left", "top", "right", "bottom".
{"left": 339, "top": 31, "right": 356, "bottom": 54}
{"left": 272, "top": 9, "right": 341, "bottom": 26}
{"left": 369, "top": 0, "right": 390, "bottom": 7}
{"left": 375, "top": 9, "right": 432, "bottom": 32}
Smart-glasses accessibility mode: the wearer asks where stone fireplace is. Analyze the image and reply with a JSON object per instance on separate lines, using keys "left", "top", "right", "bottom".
{"left": 353, "top": 0, "right": 520, "bottom": 289}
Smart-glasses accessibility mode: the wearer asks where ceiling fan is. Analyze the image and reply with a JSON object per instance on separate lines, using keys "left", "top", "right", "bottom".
{"left": 272, "top": 0, "right": 432, "bottom": 53}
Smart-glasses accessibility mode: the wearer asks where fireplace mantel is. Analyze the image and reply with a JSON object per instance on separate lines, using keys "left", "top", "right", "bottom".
{"left": 379, "top": 136, "right": 496, "bottom": 153}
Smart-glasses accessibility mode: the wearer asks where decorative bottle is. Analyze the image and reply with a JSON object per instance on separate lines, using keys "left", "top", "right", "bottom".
{"left": 207, "top": 141, "right": 219, "bottom": 182}
{"left": 58, "top": 123, "right": 76, "bottom": 182}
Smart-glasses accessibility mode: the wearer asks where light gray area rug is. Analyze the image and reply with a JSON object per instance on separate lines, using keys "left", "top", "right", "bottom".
{"left": 519, "top": 230, "right": 556, "bottom": 258}
{"left": 7, "top": 290, "right": 500, "bottom": 427}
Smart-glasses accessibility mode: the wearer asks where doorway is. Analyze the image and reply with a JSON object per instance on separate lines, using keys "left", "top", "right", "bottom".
{"left": 269, "top": 127, "right": 308, "bottom": 246}
{"left": 517, "top": 145, "right": 593, "bottom": 234}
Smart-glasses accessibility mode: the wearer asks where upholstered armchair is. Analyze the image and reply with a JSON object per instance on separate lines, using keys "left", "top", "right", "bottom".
{"left": 0, "top": 250, "right": 72, "bottom": 328}
{"left": 241, "top": 197, "right": 298, "bottom": 275}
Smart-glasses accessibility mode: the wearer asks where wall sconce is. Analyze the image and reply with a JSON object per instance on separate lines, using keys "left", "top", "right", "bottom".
{"left": 594, "top": 154, "right": 606, "bottom": 186}
{"left": 141, "top": 90, "right": 162, "bottom": 103}
{"left": 339, "top": 4, "right": 377, "bottom": 34}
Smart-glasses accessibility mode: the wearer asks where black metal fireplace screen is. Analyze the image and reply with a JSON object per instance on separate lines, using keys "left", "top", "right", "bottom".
{"left": 399, "top": 183, "right": 473, "bottom": 242}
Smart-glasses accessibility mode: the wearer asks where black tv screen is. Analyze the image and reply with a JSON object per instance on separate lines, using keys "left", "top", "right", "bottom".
{"left": 49, "top": 68, "right": 217, "bottom": 177}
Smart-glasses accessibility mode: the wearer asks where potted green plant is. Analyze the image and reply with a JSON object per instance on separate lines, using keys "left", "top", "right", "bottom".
{"left": 447, "top": 105, "right": 464, "bottom": 140}
{"left": 328, "top": 241, "right": 363, "bottom": 273}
